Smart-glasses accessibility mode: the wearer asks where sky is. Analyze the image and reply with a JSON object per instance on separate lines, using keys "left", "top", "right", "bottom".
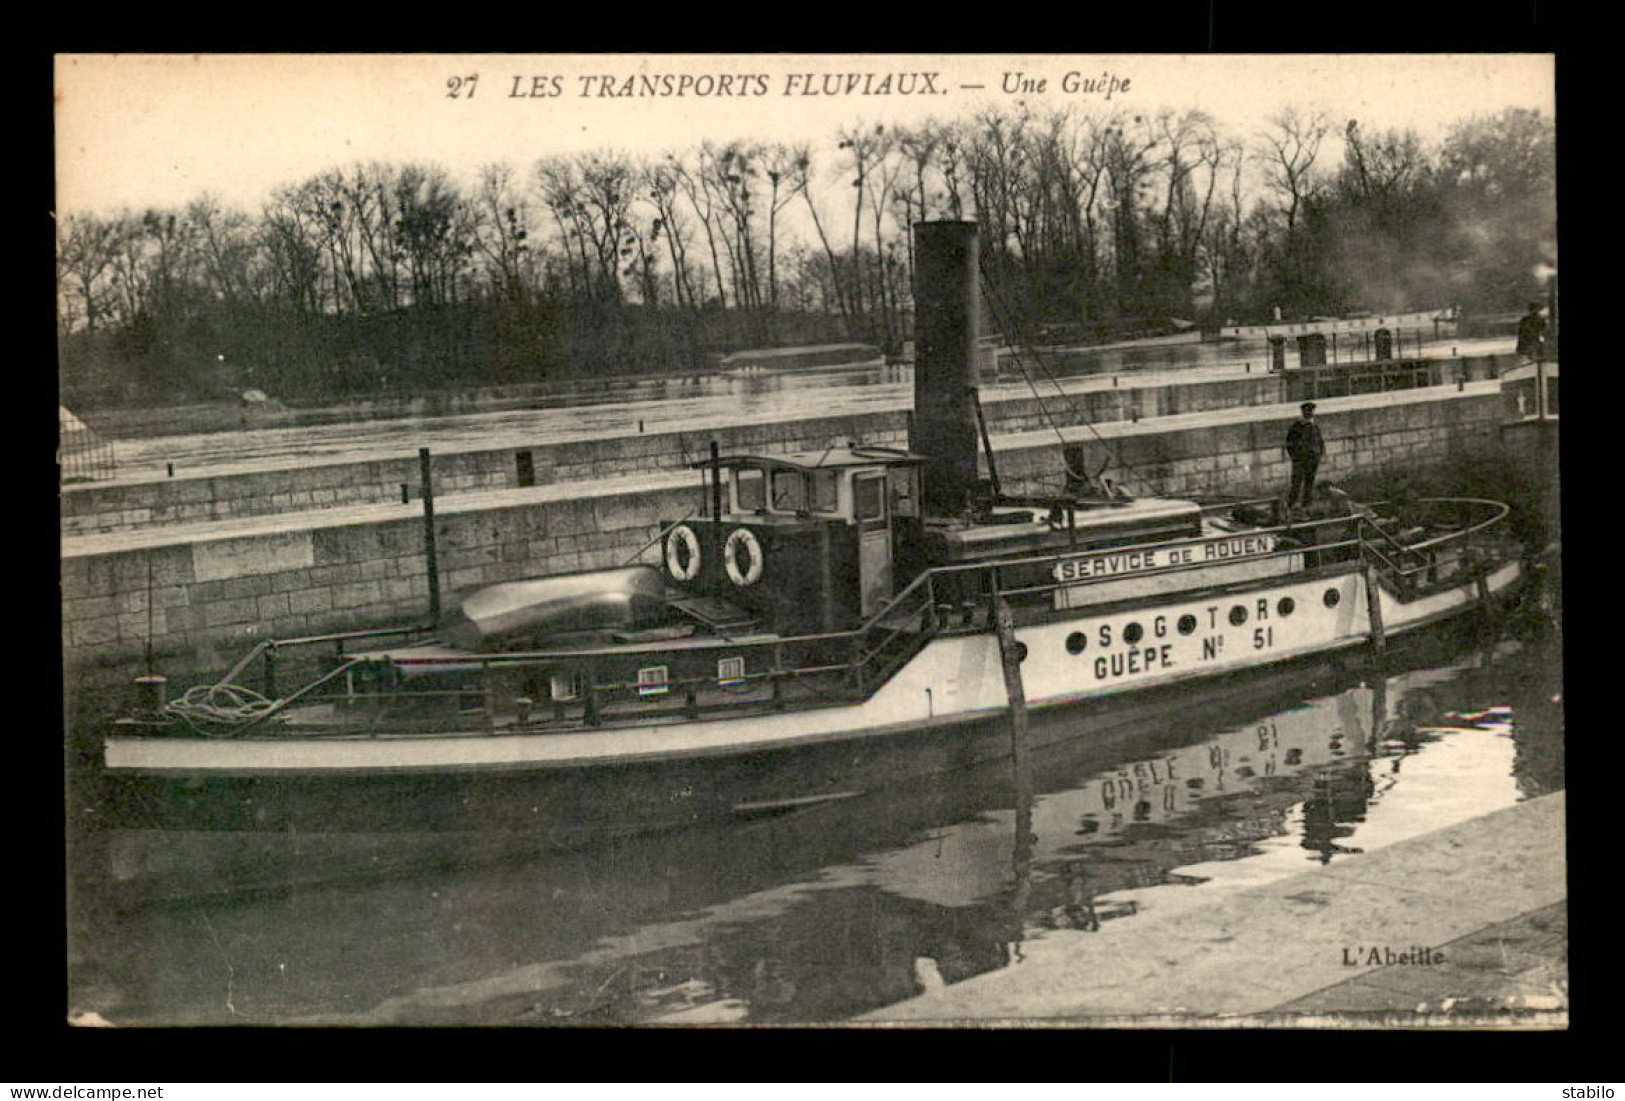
{"left": 54, "top": 53, "right": 1555, "bottom": 217}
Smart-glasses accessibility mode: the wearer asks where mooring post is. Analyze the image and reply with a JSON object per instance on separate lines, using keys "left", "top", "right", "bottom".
{"left": 419, "top": 447, "right": 441, "bottom": 626}
{"left": 991, "top": 572, "right": 1034, "bottom": 882}
{"left": 710, "top": 440, "right": 724, "bottom": 586}
{"left": 1363, "top": 562, "right": 1387, "bottom": 661}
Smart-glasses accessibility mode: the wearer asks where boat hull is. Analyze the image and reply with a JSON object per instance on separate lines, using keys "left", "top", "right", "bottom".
{"left": 89, "top": 561, "right": 1521, "bottom": 847}
{"left": 82, "top": 641, "right": 1375, "bottom": 903}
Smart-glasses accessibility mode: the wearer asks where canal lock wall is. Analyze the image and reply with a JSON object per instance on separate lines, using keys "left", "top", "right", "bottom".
{"left": 61, "top": 371, "right": 1296, "bottom": 537}
{"left": 61, "top": 369, "right": 1509, "bottom": 686}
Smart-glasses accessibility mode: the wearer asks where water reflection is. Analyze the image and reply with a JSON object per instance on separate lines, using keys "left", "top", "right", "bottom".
{"left": 70, "top": 624, "right": 1561, "bottom": 1026}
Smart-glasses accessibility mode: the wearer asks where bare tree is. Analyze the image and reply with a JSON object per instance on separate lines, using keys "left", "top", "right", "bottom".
{"left": 1340, "top": 120, "right": 1427, "bottom": 201}
{"left": 642, "top": 155, "right": 698, "bottom": 311}
{"left": 471, "top": 163, "right": 534, "bottom": 304}
{"left": 673, "top": 145, "right": 732, "bottom": 308}
{"left": 56, "top": 212, "right": 129, "bottom": 333}
{"left": 393, "top": 163, "right": 474, "bottom": 307}
{"left": 788, "top": 147, "right": 852, "bottom": 332}
{"left": 1258, "top": 107, "right": 1329, "bottom": 234}
{"left": 763, "top": 143, "right": 806, "bottom": 313}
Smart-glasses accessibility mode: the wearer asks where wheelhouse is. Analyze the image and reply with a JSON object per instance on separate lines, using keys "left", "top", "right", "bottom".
{"left": 663, "top": 446, "right": 927, "bottom": 631}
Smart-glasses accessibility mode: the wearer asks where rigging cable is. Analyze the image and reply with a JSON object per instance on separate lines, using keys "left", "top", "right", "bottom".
{"left": 977, "top": 273, "right": 1161, "bottom": 496}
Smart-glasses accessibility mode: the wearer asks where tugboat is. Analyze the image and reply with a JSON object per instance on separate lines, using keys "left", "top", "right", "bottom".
{"left": 98, "top": 222, "right": 1524, "bottom": 847}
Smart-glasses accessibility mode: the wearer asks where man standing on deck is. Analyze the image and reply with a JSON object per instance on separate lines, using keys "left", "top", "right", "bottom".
{"left": 1516, "top": 301, "right": 1548, "bottom": 360}
{"left": 1284, "top": 402, "right": 1325, "bottom": 511}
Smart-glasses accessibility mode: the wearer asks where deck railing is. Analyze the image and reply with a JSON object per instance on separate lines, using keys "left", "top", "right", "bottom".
{"left": 178, "top": 497, "right": 1509, "bottom": 737}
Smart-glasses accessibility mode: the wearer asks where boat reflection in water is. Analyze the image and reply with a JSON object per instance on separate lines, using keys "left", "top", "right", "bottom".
{"left": 70, "top": 625, "right": 1561, "bottom": 1026}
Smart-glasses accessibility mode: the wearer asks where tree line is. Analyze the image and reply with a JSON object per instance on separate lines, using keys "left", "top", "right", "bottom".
{"left": 56, "top": 104, "right": 1553, "bottom": 408}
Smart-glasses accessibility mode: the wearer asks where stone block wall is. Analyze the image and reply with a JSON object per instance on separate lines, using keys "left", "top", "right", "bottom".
{"left": 60, "top": 375, "right": 1287, "bottom": 536}
{"left": 62, "top": 482, "right": 696, "bottom": 672}
{"left": 994, "top": 393, "right": 1502, "bottom": 501}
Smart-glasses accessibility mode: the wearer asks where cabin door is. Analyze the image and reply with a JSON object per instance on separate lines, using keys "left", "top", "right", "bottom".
{"left": 854, "top": 472, "right": 893, "bottom": 617}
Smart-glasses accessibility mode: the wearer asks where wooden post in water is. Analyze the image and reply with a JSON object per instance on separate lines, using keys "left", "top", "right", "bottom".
{"left": 991, "top": 572, "right": 1034, "bottom": 885}
{"left": 1367, "top": 672, "right": 1388, "bottom": 756}
{"left": 1363, "top": 563, "right": 1387, "bottom": 661}
{"left": 419, "top": 447, "right": 441, "bottom": 626}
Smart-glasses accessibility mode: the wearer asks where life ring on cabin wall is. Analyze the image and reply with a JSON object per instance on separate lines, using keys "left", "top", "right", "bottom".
{"left": 665, "top": 524, "right": 703, "bottom": 582}
{"left": 723, "top": 527, "right": 765, "bottom": 587}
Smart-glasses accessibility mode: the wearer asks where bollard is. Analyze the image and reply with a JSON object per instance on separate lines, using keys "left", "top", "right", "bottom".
{"left": 166, "top": 462, "right": 174, "bottom": 478}
{"left": 420, "top": 448, "right": 440, "bottom": 626}
{"left": 401, "top": 483, "right": 410, "bottom": 504}
{"left": 134, "top": 674, "right": 168, "bottom": 716}
{"left": 638, "top": 419, "right": 645, "bottom": 433}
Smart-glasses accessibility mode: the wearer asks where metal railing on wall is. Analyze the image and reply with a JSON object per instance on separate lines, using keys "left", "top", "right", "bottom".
{"left": 59, "top": 408, "right": 117, "bottom": 484}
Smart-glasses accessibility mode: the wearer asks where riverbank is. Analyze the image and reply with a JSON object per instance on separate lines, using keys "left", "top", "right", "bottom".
{"left": 855, "top": 791, "right": 1566, "bottom": 1027}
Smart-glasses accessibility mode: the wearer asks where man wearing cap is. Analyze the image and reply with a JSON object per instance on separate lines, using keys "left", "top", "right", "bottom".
{"left": 1516, "top": 301, "right": 1548, "bottom": 360}
{"left": 1284, "top": 402, "right": 1325, "bottom": 510}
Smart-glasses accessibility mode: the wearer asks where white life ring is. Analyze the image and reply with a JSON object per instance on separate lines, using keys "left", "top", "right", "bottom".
{"left": 723, "top": 527, "right": 764, "bottom": 587}
{"left": 665, "top": 523, "right": 703, "bottom": 582}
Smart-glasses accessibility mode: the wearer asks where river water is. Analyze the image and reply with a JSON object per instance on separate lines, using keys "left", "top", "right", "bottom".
{"left": 66, "top": 618, "right": 1562, "bottom": 1027}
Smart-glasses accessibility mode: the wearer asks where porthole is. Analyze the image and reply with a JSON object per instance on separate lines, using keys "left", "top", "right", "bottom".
{"left": 1229, "top": 605, "right": 1248, "bottom": 626}
{"left": 1066, "top": 632, "right": 1087, "bottom": 655}
{"left": 1123, "top": 622, "right": 1144, "bottom": 644}
{"left": 1277, "top": 597, "right": 1296, "bottom": 617}
{"left": 1324, "top": 588, "right": 1342, "bottom": 608}
{"left": 1177, "top": 614, "right": 1198, "bottom": 635}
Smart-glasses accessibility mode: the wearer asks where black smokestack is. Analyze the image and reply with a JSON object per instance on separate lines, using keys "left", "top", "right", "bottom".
{"left": 911, "top": 220, "right": 982, "bottom": 517}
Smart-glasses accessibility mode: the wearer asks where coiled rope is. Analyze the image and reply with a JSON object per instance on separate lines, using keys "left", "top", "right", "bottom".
{"left": 162, "top": 682, "right": 283, "bottom": 738}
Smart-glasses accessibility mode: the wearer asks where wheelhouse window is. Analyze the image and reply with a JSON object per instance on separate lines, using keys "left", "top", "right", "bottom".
{"left": 717, "top": 656, "right": 745, "bottom": 686}
{"left": 811, "top": 468, "right": 840, "bottom": 513}
{"left": 855, "top": 474, "right": 886, "bottom": 522}
{"left": 735, "top": 468, "right": 766, "bottom": 512}
{"left": 771, "top": 469, "right": 805, "bottom": 512}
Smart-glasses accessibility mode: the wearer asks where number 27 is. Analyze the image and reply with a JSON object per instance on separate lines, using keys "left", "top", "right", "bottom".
{"left": 447, "top": 74, "right": 479, "bottom": 99}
